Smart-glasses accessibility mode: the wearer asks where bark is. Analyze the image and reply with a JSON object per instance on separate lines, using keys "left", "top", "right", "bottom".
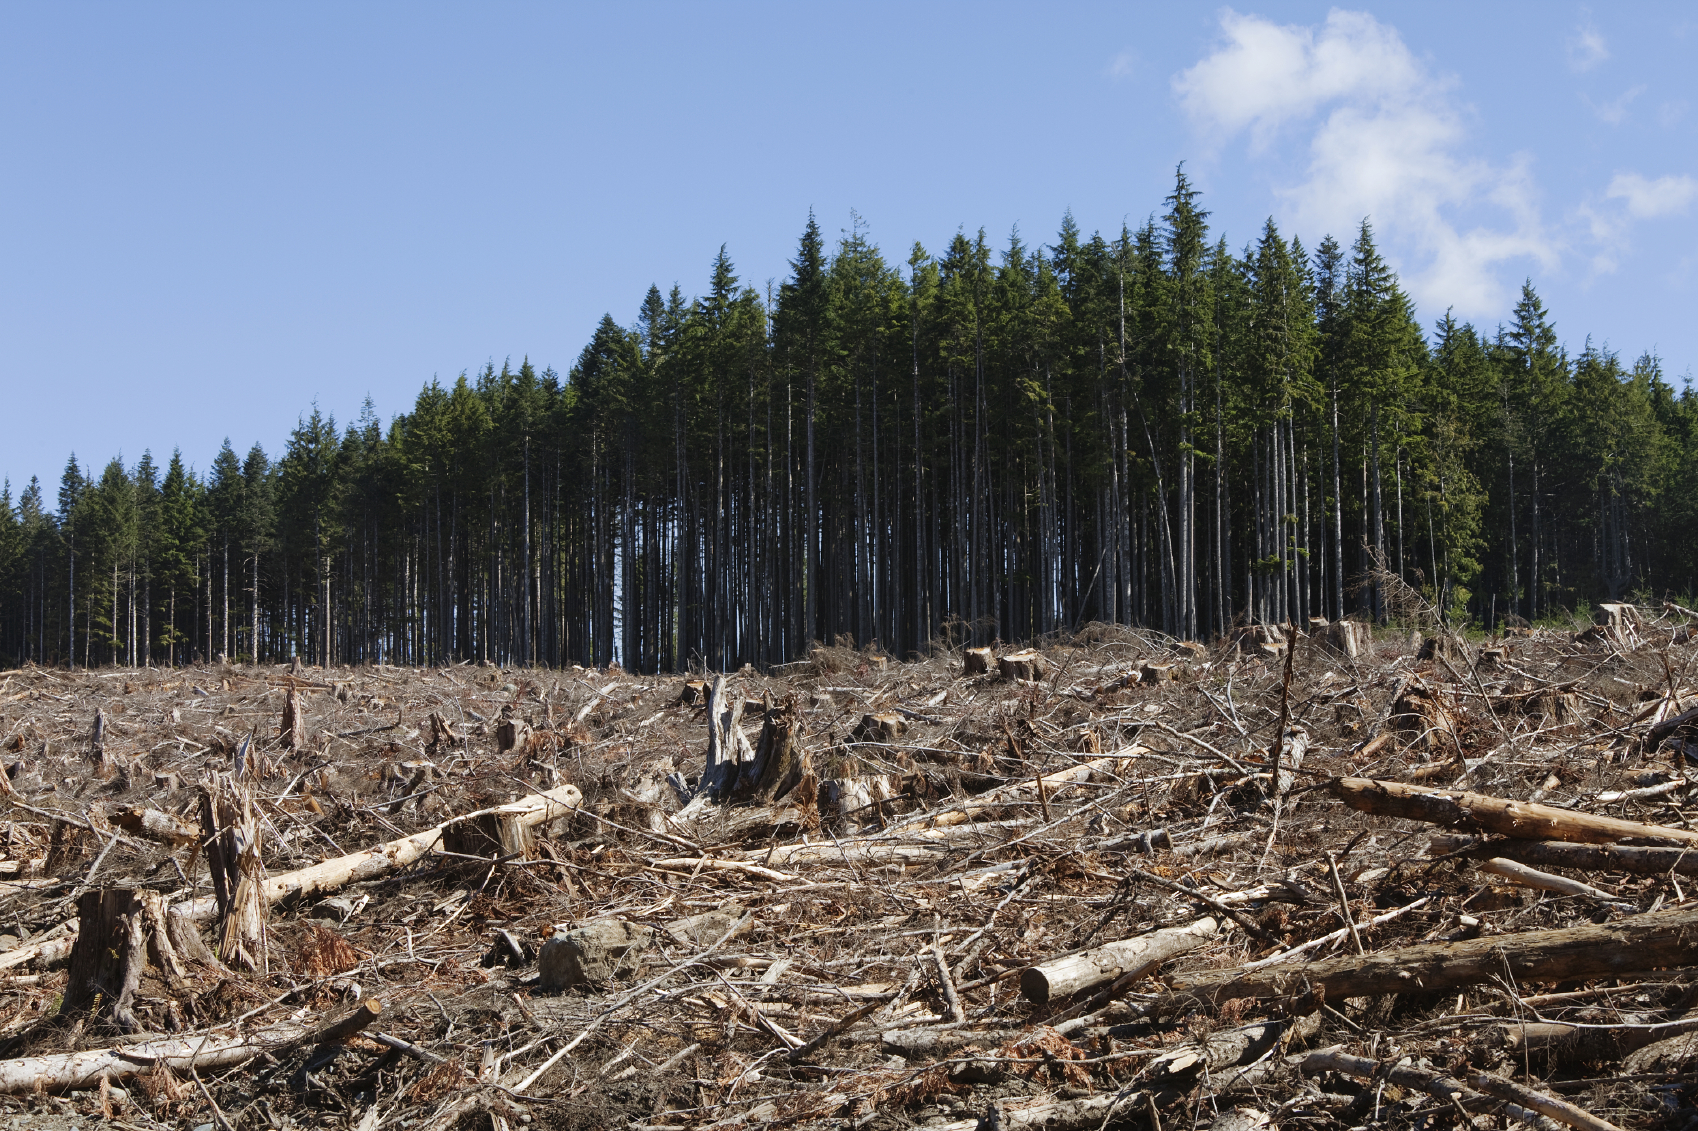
{"left": 740, "top": 699, "right": 810, "bottom": 803}
{"left": 1332, "top": 777, "right": 1698, "bottom": 846}
{"left": 61, "top": 889, "right": 147, "bottom": 1033}
{"left": 1020, "top": 917, "right": 1216, "bottom": 1003}
{"left": 1158, "top": 900, "right": 1698, "bottom": 1009}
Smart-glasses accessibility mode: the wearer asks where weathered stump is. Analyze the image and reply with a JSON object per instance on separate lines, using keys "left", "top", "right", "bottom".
{"left": 280, "top": 681, "right": 304, "bottom": 750}
{"left": 62, "top": 889, "right": 148, "bottom": 1033}
{"left": 962, "top": 647, "right": 994, "bottom": 677}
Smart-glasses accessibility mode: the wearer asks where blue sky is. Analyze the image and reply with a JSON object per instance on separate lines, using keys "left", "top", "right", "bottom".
{"left": 3, "top": 2, "right": 1695, "bottom": 495}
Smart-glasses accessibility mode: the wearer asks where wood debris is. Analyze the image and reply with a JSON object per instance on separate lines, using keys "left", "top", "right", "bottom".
{"left": 0, "top": 610, "right": 1690, "bottom": 1127}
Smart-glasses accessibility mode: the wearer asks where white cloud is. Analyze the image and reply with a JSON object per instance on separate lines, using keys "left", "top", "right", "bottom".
{"left": 1569, "top": 24, "right": 1609, "bottom": 72}
{"left": 1174, "top": 9, "right": 1555, "bottom": 315}
{"left": 1606, "top": 172, "right": 1698, "bottom": 218}
{"left": 1589, "top": 84, "right": 1645, "bottom": 125}
{"left": 1107, "top": 50, "right": 1137, "bottom": 80}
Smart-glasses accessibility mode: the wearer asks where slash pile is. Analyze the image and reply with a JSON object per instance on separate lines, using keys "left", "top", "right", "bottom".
{"left": 0, "top": 604, "right": 1694, "bottom": 1130}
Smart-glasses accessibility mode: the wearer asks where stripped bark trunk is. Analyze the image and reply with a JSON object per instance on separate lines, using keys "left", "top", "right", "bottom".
{"left": 1020, "top": 917, "right": 1216, "bottom": 1003}
{"left": 1333, "top": 777, "right": 1698, "bottom": 846}
{"left": 199, "top": 775, "right": 266, "bottom": 971}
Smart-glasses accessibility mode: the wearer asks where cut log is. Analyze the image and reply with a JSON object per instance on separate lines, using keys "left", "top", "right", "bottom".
{"left": 110, "top": 805, "right": 199, "bottom": 847}
{"left": 61, "top": 889, "right": 148, "bottom": 1033}
{"left": 1158, "top": 900, "right": 1698, "bottom": 1010}
{"left": 1019, "top": 917, "right": 1216, "bottom": 1003}
{"left": 174, "top": 783, "right": 584, "bottom": 921}
{"left": 962, "top": 647, "right": 993, "bottom": 677}
{"left": 1300, "top": 1050, "right": 1494, "bottom": 1114}
{"left": 997, "top": 650, "right": 1048, "bottom": 682}
{"left": 199, "top": 774, "right": 267, "bottom": 972}
{"left": 1332, "top": 777, "right": 1698, "bottom": 846}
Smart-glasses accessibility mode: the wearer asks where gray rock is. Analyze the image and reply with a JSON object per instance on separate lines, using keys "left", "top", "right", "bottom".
{"left": 538, "top": 920, "right": 653, "bottom": 988}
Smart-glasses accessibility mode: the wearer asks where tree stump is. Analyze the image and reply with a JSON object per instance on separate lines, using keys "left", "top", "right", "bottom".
{"left": 1140, "top": 662, "right": 1176, "bottom": 684}
{"left": 1314, "top": 620, "right": 1370, "bottom": 659}
{"left": 200, "top": 775, "right": 268, "bottom": 972}
{"left": 1417, "top": 635, "right": 1467, "bottom": 664}
{"left": 495, "top": 718, "right": 530, "bottom": 754}
{"left": 62, "top": 889, "right": 148, "bottom": 1033}
{"left": 998, "top": 650, "right": 1047, "bottom": 682}
{"left": 678, "top": 679, "right": 708, "bottom": 706}
{"left": 1390, "top": 681, "right": 1459, "bottom": 754}
{"left": 962, "top": 647, "right": 993, "bottom": 676}
{"left": 851, "top": 713, "right": 908, "bottom": 744}
{"left": 280, "top": 682, "right": 304, "bottom": 750}
{"left": 739, "top": 698, "right": 810, "bottom": 803}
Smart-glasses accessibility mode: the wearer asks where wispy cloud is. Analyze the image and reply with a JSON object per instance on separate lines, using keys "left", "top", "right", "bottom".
{"left": 1659, "top": 100, "right": 1689, "bottom": 127}
{"left": 1107, "top": 50, "right": 1137, "bottom": 80}
{"left": 1174, "top": 9, "right": 1554, "bottom": 315}
{"left": 1569, "top": 23, "right": 1609, "bottom": 72}
{"left": 1578, "top": 172, "right": 1697, "bottom": 273}
{"left": 1588, "top": 84, "right": 1645, "bottom": 124}
{"left": 1607, "top": 172, "right": 1698, "bottom": 218}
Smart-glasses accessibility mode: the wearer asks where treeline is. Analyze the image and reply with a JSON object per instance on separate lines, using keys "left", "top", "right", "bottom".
{"left": 2, "top": 171, "right": 1695, "bottom": 672}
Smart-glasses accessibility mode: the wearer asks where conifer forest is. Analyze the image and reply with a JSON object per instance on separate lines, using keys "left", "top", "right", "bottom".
{"left": 2, "top": 171, "right": 1695, "bottom": 673}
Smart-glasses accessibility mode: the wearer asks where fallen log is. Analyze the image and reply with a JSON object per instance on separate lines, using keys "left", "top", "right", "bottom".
{"left": 1470, "top": 1070, "right": 1625, "bottom": 1131}
{"left": 1431, "top": 834, "right": 1698, "bottom": 878}
{"left": 1300, "top": 1050, "right": 1494, "bottom": 1114}
{"left": 174, "top": 783, "right": 583, "bottom": 922}
{"left": 1020, "top": 917, "right": 1217, "bottom": 1003}
{"left": 1157, "top": 901, "right": 1698, "bottom": 1010}
{"left": 0, "top": 995, "right": 384, "bottom": 1094}
{"left": 899, "top": 753, "right": 1131, "bottom": 831}
{"left": 1480, "top": 858, "right": 1623, "bottom": 902}
{"left": 1332, "top": 777, "right": 1698, "bottom": 846}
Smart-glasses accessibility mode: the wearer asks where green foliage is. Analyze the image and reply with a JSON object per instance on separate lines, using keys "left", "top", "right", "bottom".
{"left": 2, "top": 196, "right": 1695, "bottom": 668}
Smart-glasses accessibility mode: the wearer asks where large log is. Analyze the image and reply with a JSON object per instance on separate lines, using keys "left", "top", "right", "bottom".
{"left": 1158, "top": 900, "right": 1698, "bottom": 1010}
{"left": 1435, "top": 835, "right": 1698, "bottom": 878}
{"left": 0, "top": 999, "right": 383, "bottom": 1094}
{"left": 1020, "top": 917, "right": 1216, "bottom": 1003}
{"left": 174, "top": 784, "right": 583, "bottom": 921}
{"left": 1332, "top": 777, "right": 1698, "bottom": 846}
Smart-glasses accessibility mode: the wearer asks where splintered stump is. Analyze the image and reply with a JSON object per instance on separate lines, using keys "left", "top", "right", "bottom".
{"left": 963, "top": 647, "right": 994, "bottom": 677}
{"left": 442, "top": 785, "right": 587, "bottom": 864}
{"left": 62, "top": 889, "right": 148, "bottom": 1033}
{"left": 494, "top": 718, "right": 530, "bottom": 754}
{"left": 280, "top": 681, "right": 304, "bottom": 749}
{"left": 200, "top": 775, "right": 268, "bottom": 972}
{"left": 998, "top": 650, "right": 1047, "bottom": 682}
{"left": 739, "top": 698, "right": 810, "bottom": 803}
